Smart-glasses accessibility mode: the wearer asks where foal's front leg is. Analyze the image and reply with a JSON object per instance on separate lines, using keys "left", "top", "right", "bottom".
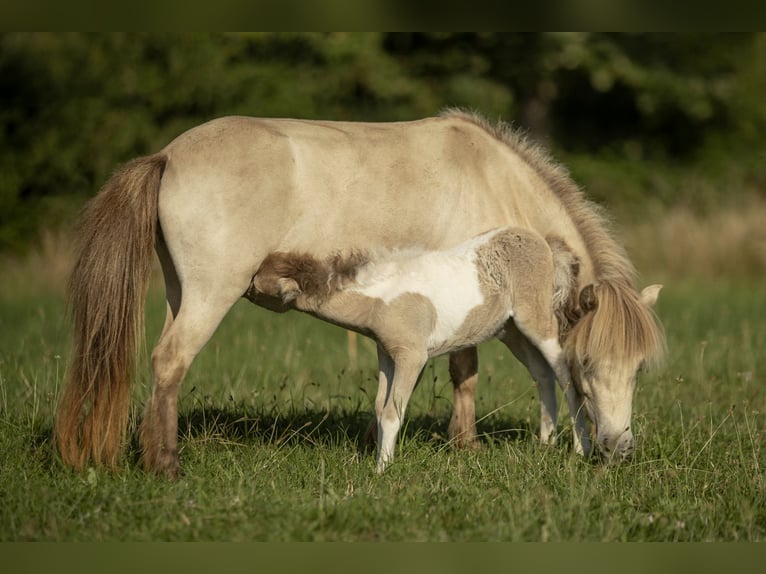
{"left": 367, "top": 347, "right": 480, "bottom": 451}
{"left": 375, "top": 345, "right": 427, "bottom": 473}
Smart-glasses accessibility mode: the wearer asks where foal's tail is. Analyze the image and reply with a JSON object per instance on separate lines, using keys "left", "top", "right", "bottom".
{"left": 55, "top": 154, "right": 167, "bottom": 470}
{"left": 546, "top": 235, "right": 581, "bottom": 340}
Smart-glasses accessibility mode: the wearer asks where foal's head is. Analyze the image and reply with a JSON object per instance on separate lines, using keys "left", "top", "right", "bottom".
{"left": 252, "top": 251, "right": 367, "bottom": 308}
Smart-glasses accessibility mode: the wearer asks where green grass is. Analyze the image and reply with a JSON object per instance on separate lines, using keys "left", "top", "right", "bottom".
{"left": 1, "top": 276, "right": 764, "bottom": 541}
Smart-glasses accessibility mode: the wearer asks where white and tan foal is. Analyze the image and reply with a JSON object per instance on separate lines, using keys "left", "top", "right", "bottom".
{"left": 250, "top": 226, "right": 590, "bottom": 472}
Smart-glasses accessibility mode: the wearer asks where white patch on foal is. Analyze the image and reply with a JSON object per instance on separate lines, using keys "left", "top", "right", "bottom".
{"left": 350, "top": 229, "right": 505, "bottom": 354}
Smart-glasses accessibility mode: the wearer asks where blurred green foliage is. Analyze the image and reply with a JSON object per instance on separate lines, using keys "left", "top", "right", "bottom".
{"left": 1, "top": 33, "right": 765, "bottom": 252}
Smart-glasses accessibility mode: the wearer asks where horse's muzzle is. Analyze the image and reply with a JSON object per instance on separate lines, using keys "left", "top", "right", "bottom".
{"left": 596, "top": 430, "right": 634, "bottom": 464}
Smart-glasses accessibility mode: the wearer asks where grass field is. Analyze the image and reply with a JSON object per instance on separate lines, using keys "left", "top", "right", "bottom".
{"left": 1, "top": 226, "right": 765, "bottom": 541}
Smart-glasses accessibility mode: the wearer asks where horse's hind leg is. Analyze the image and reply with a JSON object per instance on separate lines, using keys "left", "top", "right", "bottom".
{"left": 448, "top": 347, "right": 480, "bottom": 449}
{"left": 139, "top": 283, "right": 245, "bottom": 478}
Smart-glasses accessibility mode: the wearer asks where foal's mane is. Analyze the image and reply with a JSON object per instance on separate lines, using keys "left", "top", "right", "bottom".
{"left": 442, "top": 109, "right": 664, "bottom": 364}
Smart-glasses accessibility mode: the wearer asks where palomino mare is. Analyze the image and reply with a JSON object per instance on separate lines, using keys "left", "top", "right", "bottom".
{"left": 249, "top": 226, "right": 590, "bottom": 472}
{"left": 55, "top": 110, "right": 664, "bottom": 477}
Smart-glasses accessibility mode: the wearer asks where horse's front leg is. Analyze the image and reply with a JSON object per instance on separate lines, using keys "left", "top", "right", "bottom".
{"left": 375, "top": 346, "right": 427, "bottom": 473}
{"left": 448, "top": 347, "right": 481, "bottom": 449}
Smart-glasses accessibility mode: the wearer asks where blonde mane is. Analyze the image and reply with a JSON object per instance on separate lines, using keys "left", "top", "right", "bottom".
{"left": 441, "top": 109, "right": 664, "bottom": 365}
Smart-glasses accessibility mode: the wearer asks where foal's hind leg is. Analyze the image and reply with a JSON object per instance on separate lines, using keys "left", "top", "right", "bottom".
{"left": 509, "top": 306, "right": 592, "bottom": 457}
{"left": 448, "top": 347, "right": 480, "bottom": 449}
{"left": 534, "top": 337, "right": 591, "bottom": 457}
{"left": 500, "top": 324, "right": 558, "bottom": 445}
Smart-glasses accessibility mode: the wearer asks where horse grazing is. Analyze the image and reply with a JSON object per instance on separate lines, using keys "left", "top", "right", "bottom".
{"left": 250, "top": 227, "right": 590, "bottom": 472}
{"left": 55, "top": 110, "right": 664, "bottom": 478}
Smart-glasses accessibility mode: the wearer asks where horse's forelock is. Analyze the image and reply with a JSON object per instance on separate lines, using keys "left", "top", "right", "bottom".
{"left": 564, "top": 280, "right": 665, "bottom": 369}
{"left": 442, "top": 109, "right": 664, "bottom": 369}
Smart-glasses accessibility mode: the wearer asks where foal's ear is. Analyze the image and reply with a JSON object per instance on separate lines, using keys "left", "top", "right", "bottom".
{"left": 579, "top": 284, "right": 598, "bottom": 313}
{"left": 640, "top": 284, "right": 662, "bottom": 308}
{"left": 277, "top": 277, "right": 301, "bottom": 303}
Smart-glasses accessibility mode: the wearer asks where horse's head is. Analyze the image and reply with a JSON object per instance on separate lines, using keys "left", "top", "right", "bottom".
{"left": 566, "top": 282, "right": 664, "bottom": 463}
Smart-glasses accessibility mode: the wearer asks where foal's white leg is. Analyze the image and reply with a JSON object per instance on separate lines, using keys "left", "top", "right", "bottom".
{"left": 500, "top": 326, "right": 558, "bottom": 445}
{"left": 537, "top": 338, "right": 592, "bottom": 457}
{"left": 374, "top": 345, "right": 395, "bottom": 461}
{"left": 375, "top": 346, "right": 427, "bottom": 473}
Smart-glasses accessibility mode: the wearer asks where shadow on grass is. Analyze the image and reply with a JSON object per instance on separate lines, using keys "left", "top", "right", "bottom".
{"left": 170, "top": 403, "right": 533, "bottom": 452}
{"left": 30, "top": 403, "right": 534, "bottom": 473}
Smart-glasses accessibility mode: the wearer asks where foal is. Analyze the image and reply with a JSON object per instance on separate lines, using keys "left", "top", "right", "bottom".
{"left": 249, "top": 227, "right": 589, "bottom": 472}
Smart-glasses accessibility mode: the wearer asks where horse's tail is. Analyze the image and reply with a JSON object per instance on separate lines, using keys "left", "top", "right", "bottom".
{"left": 546, "top": 235, "right": 581, "bottom": 340}
{"left": 55, "top": 154, "right": 167, "bottom": 470}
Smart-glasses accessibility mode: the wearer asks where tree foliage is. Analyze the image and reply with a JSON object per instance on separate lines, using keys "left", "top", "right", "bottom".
{"left": 1, "top": 33, "right": 764, "bottom": 252}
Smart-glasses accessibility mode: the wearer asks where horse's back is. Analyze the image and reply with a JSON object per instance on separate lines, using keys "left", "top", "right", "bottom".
{"left": 157, "top": 115, "right": 509, "bottom": 257}
{"left": 155, "top": 114, "right": 589, "bottom": 291}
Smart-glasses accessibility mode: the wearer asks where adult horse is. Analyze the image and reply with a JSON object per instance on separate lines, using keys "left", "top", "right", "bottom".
{"left": 55, "top": 110, "right": 664, "bottom": 477}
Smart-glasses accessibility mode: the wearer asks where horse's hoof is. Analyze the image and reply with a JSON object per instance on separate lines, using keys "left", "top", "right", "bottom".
{"left": 141, "top": 449, "right": 184, "bottom": 479}
{"left": 449, "top": 431, "right": 481, "bottom": 450}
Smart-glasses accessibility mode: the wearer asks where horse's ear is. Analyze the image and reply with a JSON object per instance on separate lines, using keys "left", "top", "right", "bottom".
{"left": 277, "top": 277, "right": 301, "bottom": 303}
{"left": 579, "top": 284, "right": 598, "bottom": 313}
{"left": 640, "top": 284, "right": 662, "bottom": 308}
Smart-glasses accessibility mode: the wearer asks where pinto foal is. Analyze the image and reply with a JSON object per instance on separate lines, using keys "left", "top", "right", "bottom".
{"left": 249, "top": 227, "right": 589, "bottom": 472}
